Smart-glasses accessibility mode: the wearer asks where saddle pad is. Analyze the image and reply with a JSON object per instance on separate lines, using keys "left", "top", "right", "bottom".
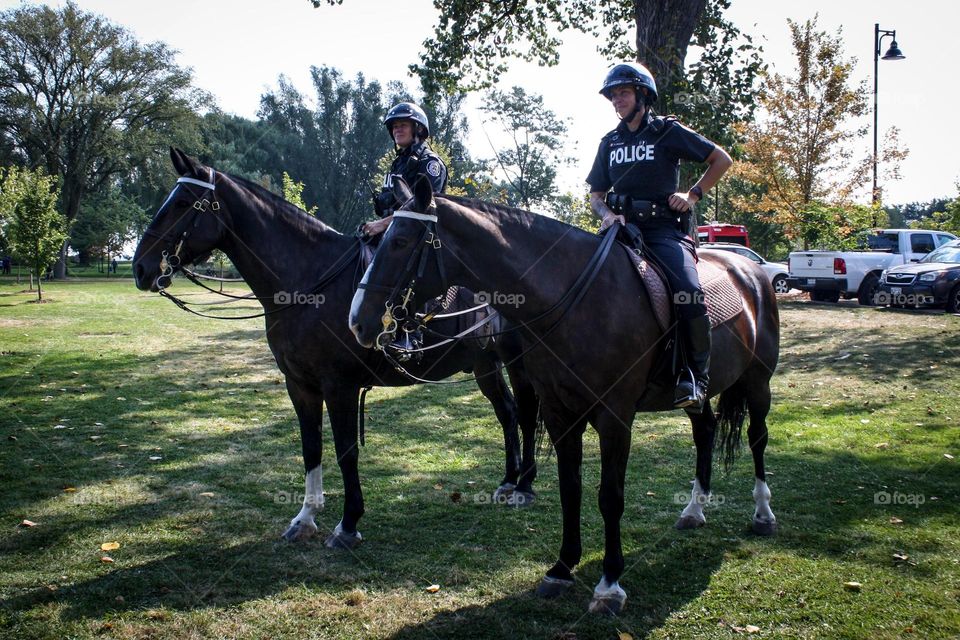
{"left": 624, "top": 247, "right": 743, "bottom": 331}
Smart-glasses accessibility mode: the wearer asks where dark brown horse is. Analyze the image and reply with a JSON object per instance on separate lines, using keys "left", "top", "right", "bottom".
{"left": 133, "top": 149, "right": 540, "bottom": 548}
{"left": 349, "top": 178, "right": 779, "bottom": 613}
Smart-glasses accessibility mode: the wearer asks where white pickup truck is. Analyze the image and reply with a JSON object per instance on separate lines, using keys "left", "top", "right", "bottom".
{"left": 786, "top": 229, "right": 957, "bottom": 304}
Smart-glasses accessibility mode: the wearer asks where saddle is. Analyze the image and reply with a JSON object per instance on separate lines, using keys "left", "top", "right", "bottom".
{"left": 616, "top": 225, "right": 743, "bottom": 332}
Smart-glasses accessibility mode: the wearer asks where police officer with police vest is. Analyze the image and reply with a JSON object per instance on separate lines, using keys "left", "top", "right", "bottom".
{"left": 587, "top": 62, "right": 733, "bottom": 413}
{"left": 363, "top": 102, "right": 447, "bottom": 237}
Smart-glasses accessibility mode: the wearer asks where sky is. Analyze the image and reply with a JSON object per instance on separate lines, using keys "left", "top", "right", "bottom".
{"left": 4, "top": 0, "right": 959, "bottom": 207}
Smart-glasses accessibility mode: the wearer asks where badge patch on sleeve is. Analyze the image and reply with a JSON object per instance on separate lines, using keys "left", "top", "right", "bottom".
{"left": 426, "top": 160, "right": 442, "bottom": 177}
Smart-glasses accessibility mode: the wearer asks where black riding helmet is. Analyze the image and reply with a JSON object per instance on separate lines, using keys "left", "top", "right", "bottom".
{"left": 383, "top": 102, "right": 430, "bottom": 141}
{"left": 599, "top": 62, "right": 658, "bottom": 105}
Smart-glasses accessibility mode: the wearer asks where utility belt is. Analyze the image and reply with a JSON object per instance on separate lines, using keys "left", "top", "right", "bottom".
{"left": 605, "top": 193, "right": 679, "bottom": 224}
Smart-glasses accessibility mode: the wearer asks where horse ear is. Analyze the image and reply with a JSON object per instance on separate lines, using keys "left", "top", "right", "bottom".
{"left": 170, "top": 147, "right": 189, "bottom": 175}
{"left": 412, "top": 174, "right": 435, "bottom": 213}
{"left": 169, "top": 147, "right": 202, "bottom": 177}
{"left": 392, "top": 177, "right": 413, "bottom": 207}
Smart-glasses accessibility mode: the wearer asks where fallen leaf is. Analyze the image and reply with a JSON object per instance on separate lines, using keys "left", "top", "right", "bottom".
{"left": 746, "top": 625, "right": 760, "bottom": 633}
{"left": 149, "top": 456, "right": 162, "bottom": 461}
{"left": 889, "top": 517, "right": 904, "bottom": 524}
{"left": 101, "top": 542, "right": 120, "bottom": 551}
{"left": 945, "top": 454, "right": 955, "bottom": 460}
{"left": 874, "top": 442, "right": 889, "bottom": 449}
{"left": 100, "top": 556, "right": 114, "bottom": 563}
{"left": 893, "top": 553, "right": 909, "bottom": 562}
{"left": 645, "top": 491, "right": 656, "bottom": 497}
{"left": 20, "top": 519, "right": 37, "bottom": 527}
{"left": 433, "top": 484, "right": 443, "bottom": 490}
{"left": 199, "top": 492, "right": 215, "bottom": 498}
{"left": 63, "top": 487, "right": 77, "bottom": 493}
{"left": 115, "top": 595, "right": 124, "bottom": 603}
{"left": 619, "top": 633, "right": 634, "bottom": 640}
{"left": 425, "top": 584, "right": 440, "bottom": 593}
{"left": 843, "top": 581, "right": 861, "bottom": 591}
{"left": 449, "top": 492, "right": 462, "bottom": 503}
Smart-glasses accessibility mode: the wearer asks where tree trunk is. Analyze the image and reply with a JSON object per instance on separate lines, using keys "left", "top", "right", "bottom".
{"left": 37, "top": 272, "right": 42, "bottom": 302}
{"left": 53, "top": 241, "right": 68, "bottom": 279}
{"left": 634, "top": 0, "right": 707, "bottom": 103}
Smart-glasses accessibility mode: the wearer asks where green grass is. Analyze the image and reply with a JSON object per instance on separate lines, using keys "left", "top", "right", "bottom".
{"left": 1, "top": 281, "right": 958, "bottom": 639}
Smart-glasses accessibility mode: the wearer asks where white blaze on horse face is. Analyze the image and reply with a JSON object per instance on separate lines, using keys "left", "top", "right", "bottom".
{"left": 290, "top": 465, "right": 324, "bottom": 530}
{"left": 349, "top": 262, "right": 375, "bottom": 333}
{"left": 753, "top": 478, "right": 775, "bottom": 523}
{"left": 680, "top": 478, "right": 709, "bottom": 524}
{"left": 154, "top": 184, "right": 181, "bottom": 220}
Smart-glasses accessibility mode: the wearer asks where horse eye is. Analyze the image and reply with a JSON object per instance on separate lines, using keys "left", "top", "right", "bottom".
{"left": 390, "top": 236, "right": 410, "bottom": 251}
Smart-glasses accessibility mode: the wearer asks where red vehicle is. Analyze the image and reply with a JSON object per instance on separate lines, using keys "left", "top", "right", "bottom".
{"left": 697, "top": 223, "right": 749, "bottom": 247}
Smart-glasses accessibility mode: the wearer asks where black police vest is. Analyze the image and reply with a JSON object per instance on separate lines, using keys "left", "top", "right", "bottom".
{"left": 586, "top": 116, "right": 714, "bottom": 203}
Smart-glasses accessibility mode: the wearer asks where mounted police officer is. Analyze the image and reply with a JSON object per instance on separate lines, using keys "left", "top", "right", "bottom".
{"left": 587, "top": 62, "right": 733, "bottom": 413}
{"left": 363, "top": 102, "right": 447, "bottom": 237}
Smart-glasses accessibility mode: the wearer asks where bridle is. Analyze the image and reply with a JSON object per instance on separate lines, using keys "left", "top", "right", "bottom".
{"left": 356, "top": 202, "right": 448, "bottom": 349}
{"left": 142, "top": 168, "right": 220, "bottom": 292}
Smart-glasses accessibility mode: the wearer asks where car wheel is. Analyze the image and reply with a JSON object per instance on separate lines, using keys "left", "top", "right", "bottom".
{"left": 773, "top": 274, "right": 790, "bottom": 294}
{"left": 857, "top": 274, "right": 881, "bottom": 306}
{"left": 947, "top": 284, "right": 960, "bottom": 314}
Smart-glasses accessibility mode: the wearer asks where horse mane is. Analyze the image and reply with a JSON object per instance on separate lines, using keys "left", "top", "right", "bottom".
{"left": 227, "top": 172, "right": 341, "bottom": 236}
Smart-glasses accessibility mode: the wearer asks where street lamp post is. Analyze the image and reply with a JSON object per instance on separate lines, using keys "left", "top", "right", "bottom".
{"left": 873, "top": 23, "right": 905, "bottom": 211}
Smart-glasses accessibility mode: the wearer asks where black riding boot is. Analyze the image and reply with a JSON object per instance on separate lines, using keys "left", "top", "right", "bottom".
{"left": 674, "top": 314, "right": 711, "bottom": 413}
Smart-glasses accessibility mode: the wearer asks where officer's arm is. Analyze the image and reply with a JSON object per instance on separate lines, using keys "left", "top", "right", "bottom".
{"left": 687, "top": 146, "right": 733, "bottom": 204}
{"left": 591, "top": 191, "right": 624, "bottom": 231}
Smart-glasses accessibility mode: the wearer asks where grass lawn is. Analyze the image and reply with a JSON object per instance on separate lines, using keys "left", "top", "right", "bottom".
{"left": 1, "top": 280, "right": 958, "bottom": 639}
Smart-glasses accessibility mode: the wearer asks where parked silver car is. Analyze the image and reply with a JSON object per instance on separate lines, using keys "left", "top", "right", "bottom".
{"left": 700, "top": 243, "right": 790, "bottom": 293}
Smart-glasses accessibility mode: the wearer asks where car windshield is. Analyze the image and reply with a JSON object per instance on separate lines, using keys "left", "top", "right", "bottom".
{"left": 920, "top": 244, "right": 960, "bottom": 264}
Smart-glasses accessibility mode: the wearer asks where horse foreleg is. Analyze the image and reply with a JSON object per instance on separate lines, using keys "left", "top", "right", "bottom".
{"left": 472, "top": 353, "right": 522, "bottom": 505}
{"left": 282, "top": 379, "right": 324, "bottom": 542}
{"left": 536, "top": 413, "right": 586, "bottom": 599}
{"left": 676, "top": 401, "right": 717, "bottom": 530}
{"left": 507, "top": 362, "right": 539, "bottom": 507}
{"left": 323, "top": 383, "right": 364, "bottom": 550}
{"left": 589, "top": 410, "right": 633, "bottom": 615}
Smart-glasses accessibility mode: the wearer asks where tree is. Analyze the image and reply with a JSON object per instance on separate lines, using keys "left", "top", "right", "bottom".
{"left": 258, "top": 68, "right": 389, "bottom": 231}
{"left": 729, "top": 17, "right": 903, "bottom": 249}
{"left": 0, "top": 1, "right": 204, "bottom": 277}
{"left": 71, "top": 187, "right": 143, "bottom": 268}
{"left": 2, "top": 167, "right": 65, "bottom": 301}
{"left": 282, "top": 172, "right": 318, "bottom": 216}
{"left": 479, "top": 86, "right": 572, "bottom": 210}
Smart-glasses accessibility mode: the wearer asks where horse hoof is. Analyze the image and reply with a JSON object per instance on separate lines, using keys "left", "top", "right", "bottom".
{"left": 674, "top": 515, "right": 706, "bottom": 530}
{"left": 507, "top": 490, "right": 536, "bottom": 508}
{"left": 325, "top": 530, "right": 363, "bottom": 550}
{"left": 282, "top": 520, "right": 318, "bottom": 542}
{"left": 588, "top": 595, "right": 626, "bottom": 615}
{"left": 492, "top": 483, "right": 516, "bottom": 504}
{"left": 752, "top": 519, "right": 778, "bottom": 536}
{"left": 536, "top": 576, "right": 574, "bottom": 599}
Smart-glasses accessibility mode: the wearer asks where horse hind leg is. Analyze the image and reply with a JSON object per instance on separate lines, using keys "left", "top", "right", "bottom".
{"left": 473, "top": 353, "right": 528, "bottom": 506}
{"left": 745, "top": 376, "right": 777, "bottom": 536}
{"left": 676, "top": 400, "right": 717, "bottom": 530}
{"left": 506, "top": 361, "right": 539, "bottom": 507}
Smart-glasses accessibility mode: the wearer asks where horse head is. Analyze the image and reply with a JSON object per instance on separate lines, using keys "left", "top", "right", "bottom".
{"left": 133, "top": 148, "right": 230, "bottom": 292}
{"left": 349, "top": 175, "right": 447, "bottom": 348}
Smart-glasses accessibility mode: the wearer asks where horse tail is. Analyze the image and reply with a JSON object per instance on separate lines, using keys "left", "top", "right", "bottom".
{"left": 534, "top": 402, "right": 553, "bottom": 462}
{"left": 715, "top": 381, "right": 748, "bottom": 472}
